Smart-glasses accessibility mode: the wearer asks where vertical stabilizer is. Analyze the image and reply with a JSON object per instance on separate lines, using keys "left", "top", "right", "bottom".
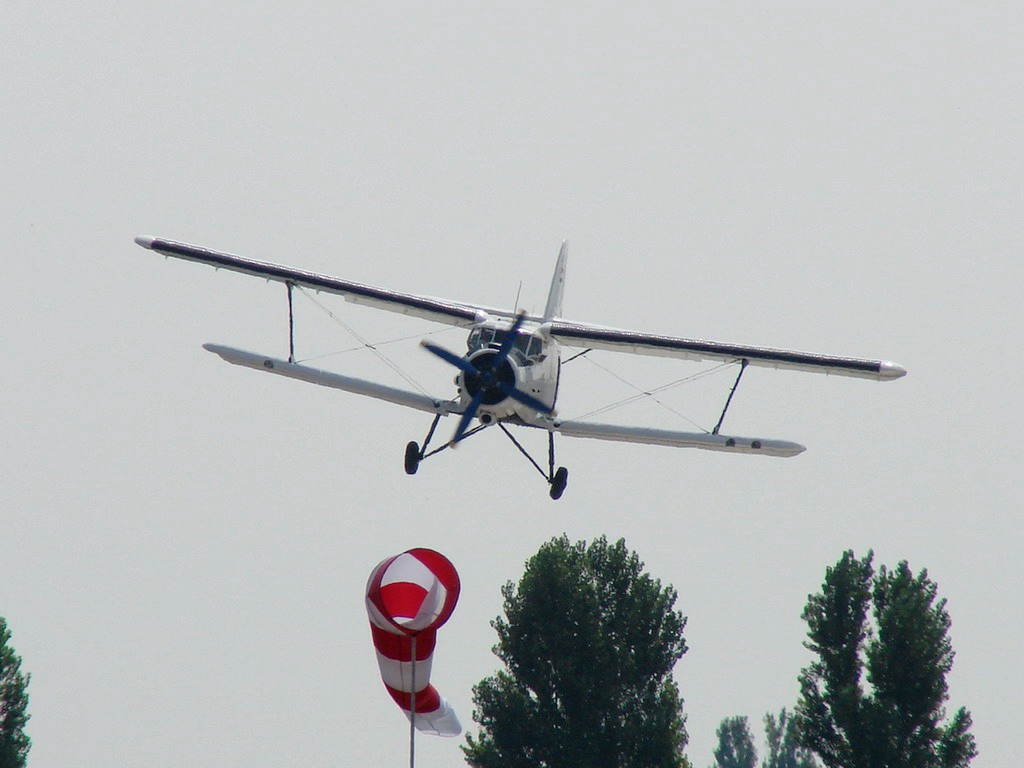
{"left": 543, "top": 241, "right": 568, "bottom": 322}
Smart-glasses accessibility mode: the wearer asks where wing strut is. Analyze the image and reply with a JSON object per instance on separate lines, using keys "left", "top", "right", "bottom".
{"left": 712, "top": 359, "right": 749, "bottom": 435}
{"left": 286, "top": 282, "right": 296, "bottom": 363}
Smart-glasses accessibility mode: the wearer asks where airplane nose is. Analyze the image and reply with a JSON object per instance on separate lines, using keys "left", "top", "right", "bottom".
{"left": 462, "top": 350, "right": 517, "bottom": 406}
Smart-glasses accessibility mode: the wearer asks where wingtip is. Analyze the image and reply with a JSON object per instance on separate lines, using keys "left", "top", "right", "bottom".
{"left": 879, "top": 361, "right": 908, "bottom": 380}
{"left": 202, "top": 343, "right": 231, "bottom": 361}
{"left": 134, "top": 236, "right": 155, "bottom": 249}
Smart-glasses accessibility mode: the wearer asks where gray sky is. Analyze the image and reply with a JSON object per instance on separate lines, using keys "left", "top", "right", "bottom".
{"left": 3, "top": 3, "right": 1020, "bottom": 766}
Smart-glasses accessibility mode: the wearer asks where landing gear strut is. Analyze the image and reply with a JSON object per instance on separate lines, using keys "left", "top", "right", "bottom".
{"left": 545, "top": 430, "right": 568, "bottom": 500}
{"left": 402, "top": 414, "right": 570, "bottom": 500}
{"left": 497, "top": 424, "right": 569, "bottom": 500}
{"left": 403, "top": 413, "right": 447, "bottom": 475}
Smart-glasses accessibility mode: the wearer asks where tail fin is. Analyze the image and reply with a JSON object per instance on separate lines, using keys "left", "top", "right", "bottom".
{"left": 543, "top": 241, "right": 568, "bottom": 322}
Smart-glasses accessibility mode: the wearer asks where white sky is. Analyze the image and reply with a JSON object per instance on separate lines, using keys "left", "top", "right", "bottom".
{"left": 3, "top": 3, "right": 1020, "bottom": 766}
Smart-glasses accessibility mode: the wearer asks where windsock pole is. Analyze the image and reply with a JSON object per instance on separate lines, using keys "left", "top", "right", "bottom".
{"left": 409, "top": 634, "right": 417, "bottom": 768}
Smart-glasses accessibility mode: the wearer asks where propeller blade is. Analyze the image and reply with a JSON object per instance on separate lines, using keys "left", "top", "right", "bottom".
{"left": 492, "top": 312, "right": 527, "bottom": 363}
{"left": 498, "top": 382, "right": 553, "bottom": 415}
{"left": 420, "top": 341, "right": 477, "bottom": 375}
{"left": 451, "top": 389, "right": 487, "bottom": 446}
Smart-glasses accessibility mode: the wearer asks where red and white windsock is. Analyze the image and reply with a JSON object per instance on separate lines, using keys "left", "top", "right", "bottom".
{"left": 365, "top": 548, "right": 462, "bottom": 737}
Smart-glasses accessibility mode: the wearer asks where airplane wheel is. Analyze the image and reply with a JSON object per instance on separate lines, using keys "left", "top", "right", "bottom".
{"left": 549, "top": 466, "right": 568, "bottom": 500}
{"left": 404, "top": 441, "right": 421, "bottom": 475}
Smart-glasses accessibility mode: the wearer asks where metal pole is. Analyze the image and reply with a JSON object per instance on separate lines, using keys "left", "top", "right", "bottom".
{"left": 409, "top": 633, "right": 417, "bottom": 768}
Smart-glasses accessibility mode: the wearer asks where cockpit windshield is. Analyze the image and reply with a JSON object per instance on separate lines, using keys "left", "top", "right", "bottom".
{"left": 468, "top": 327, "right": 543, "bottom": 361}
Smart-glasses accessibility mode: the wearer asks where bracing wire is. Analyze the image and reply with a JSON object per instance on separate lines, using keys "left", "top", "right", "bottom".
{"left": 566, "top": 348, "right": 736, "bottom": 430}
{"left": 293, "top": 286, "right": 464, "bottom": 398}
{"left": 287, "top": 286, "right": 739, "bottom": 436}
{"left": 296, "top": 325, "right": 456, "bottom": 363}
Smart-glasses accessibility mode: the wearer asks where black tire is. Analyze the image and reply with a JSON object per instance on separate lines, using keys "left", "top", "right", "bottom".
{"left": 404, "top": 441, "right": 421, "bottom": 475}
{"left": 549, "top": 466, "right": 569, "bottom": 500}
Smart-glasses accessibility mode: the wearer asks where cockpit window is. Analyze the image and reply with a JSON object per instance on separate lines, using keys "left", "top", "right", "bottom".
{"left": 469, "top": 327, "right": 543, "bottom": 361}
{"left": 468, "top": 327, "right": 495, "bottom": 351}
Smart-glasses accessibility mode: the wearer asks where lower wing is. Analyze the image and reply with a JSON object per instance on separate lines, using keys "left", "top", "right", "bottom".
{"left": 539, "top": 417, "right": 805, "bottom": 458}
{"left": 203, "top": 345, "right": 461, "bottom": 416}
{"left": 203, "top": 345, "right": 803, "bottom": 456}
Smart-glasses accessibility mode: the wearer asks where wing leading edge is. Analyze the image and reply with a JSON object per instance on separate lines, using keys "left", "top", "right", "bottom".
{"left": 548, "top": 321, "right": 906, "bottom": 381}
{"left": 136, "top": 237, "right": 480, "bottom": 327}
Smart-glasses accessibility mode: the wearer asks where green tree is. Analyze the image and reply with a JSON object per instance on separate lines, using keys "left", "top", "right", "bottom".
{"left": 712, "top": 716, "right": 756, "bottom": 768}
{"left": 795, "top": 551, "right": 975, "bottom": 768}
{"left": 762, "top": 708, "right": 816, "bottom": 768}
{"left": 0, "top": 617, "right": 30, "bottom": 768}
{"left": 463, "top": 535, "right": 689, "bottom": 768}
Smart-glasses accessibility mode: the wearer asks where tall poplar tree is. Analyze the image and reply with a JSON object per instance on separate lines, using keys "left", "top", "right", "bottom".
{"left": 795, "top": 551, "right": 975, "bottom": 768}
{"left": 711, "top": 716, "right": 756, "bottom": 768}
{"left": 0, "top": 617, "right": 30, "bottom": 768}
{"left": 463, "top": 535, "right": 689, "bottom": 768}
{"left": 762, "top": 708, "right": 816, "bottom": 768}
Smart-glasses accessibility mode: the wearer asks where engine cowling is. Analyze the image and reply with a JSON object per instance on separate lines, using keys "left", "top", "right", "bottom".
{"left": 459, "top": 349, "right": 518, "bottom": 406}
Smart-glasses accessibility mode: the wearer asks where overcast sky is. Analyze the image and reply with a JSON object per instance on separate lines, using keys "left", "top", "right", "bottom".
{"left": 3, "top": 3, "right": 1020, "bottom": 766}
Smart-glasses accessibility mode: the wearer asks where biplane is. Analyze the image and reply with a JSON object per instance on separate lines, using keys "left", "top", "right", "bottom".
{"left": 135, "top": 236, "right": 905, "bottom": 499}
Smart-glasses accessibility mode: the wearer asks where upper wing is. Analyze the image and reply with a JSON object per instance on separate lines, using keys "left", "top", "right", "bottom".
{"left": 136, "top": 237, "right": 483, "bottom": 327}
{"left": 547, "top": 320, "right": 906, "bottom": 381}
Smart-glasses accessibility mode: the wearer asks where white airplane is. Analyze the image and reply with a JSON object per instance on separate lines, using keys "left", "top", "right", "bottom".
{"left": 135, "top": 236, "right": 906, "bottom": 499}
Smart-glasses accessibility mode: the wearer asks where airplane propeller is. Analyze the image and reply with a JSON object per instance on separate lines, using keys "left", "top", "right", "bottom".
{"left": 421, "top": 313, "right": 553, "bottom": 445}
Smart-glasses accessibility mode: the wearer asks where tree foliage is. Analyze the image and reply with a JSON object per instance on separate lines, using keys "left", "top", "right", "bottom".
{"left": 0, "top": 617, "right": 30, "bottom": 768}
{"left": 795, "top": 551, "right": 975, "bottom": 768}
{"left": 712, "top": 716, "right": 756, "bottom": 768}
{"left": 463, "top": 535, "right": 689, "bottom": 768}
{"left": 762, "top": 708, "right": 817, "bottom": 768}
{"left": 711, "top": 709, "right": 817, "bottom": 768}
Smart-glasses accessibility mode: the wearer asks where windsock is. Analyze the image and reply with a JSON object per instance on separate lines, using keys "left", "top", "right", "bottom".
{"left": 365, "top": 548, "right": 461, "bottom": 737}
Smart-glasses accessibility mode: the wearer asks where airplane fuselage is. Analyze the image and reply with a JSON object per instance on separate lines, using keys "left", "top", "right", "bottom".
{"left": 457, "top": 319, "right": 559, "bottom": 425}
